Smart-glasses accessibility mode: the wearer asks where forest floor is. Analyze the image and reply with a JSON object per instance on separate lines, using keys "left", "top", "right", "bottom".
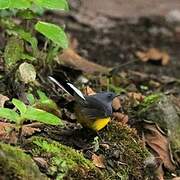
{"left": 0, "top": 1, "right": 180, "bottom": 180}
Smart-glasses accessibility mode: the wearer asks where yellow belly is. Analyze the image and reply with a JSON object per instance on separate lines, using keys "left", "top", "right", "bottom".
{"left": 75, "top": 105, "right": 111, "bottom": 131}
{"left": 90, "top": 117, "right": 111, "bottom": 131}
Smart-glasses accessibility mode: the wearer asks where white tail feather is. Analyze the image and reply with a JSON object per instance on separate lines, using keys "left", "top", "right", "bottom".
{"left": 48, "top": 76, "right": 85, "bottom": 100}
{"left": 48, "top": 76, "right": 70, "bottom": 95}
{"left": 67, "top": 83, "right": 85, "bottom": 100}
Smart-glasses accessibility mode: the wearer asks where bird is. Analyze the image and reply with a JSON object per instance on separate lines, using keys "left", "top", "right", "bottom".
{"left": 48, "top": 76, "right": 116, "bottom": 131}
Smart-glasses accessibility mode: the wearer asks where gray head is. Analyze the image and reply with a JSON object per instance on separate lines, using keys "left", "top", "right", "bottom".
{"left": 92, "top": 92, "right": 116, "bottom": 104}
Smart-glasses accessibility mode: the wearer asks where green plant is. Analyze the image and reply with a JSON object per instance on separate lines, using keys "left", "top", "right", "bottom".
{"left": 0, "top": 98, "right": 62, "bottom": 126}
{"left": 0, "top": 0, "right": 69, "bottom": 71}
{"left": 27, "top": 90, "right": 57, "bottom": 107}
{"left": 32, "top": 137, "right": 95, "bottom": 179}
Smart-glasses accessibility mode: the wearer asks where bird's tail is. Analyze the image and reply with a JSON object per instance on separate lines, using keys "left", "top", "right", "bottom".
{"left": 48, "top": 76, "right": 85, "bottom": 100}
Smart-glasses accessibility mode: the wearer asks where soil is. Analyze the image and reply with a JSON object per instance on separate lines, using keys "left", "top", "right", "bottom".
{"left": 1, "top": 1, "right": 180, "bottom": 179}
{"left": 49, "top": 1, "right": 180, "bottom": 79}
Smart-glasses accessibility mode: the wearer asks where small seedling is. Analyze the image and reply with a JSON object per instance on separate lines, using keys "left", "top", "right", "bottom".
{"left": 0, "top": 0, "right": 69, "bottom": 72}
{"left": 0, "top": 98, "right": 62, "bottom": 126}
{"left": 26, "top": 90, "right": 59, "bottom": 113}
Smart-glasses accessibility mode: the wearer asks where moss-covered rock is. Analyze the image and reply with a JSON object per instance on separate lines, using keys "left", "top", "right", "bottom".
{"left": 0, "top": 142, "right": 47, "bottom": 180}
{"left": 137, "top": 94, "right": 180, "bottom": 166}
{"left": 99, "top": 121, "right": 149, "bottom": 179}
{"left": 30, "top": 137, "right": 104, "bottom": 179}
{"left": 138, "top": 94, "right": 180, "bottom": 151}
{"left": 4, "top": 36, "right": 24, "bottom": 71}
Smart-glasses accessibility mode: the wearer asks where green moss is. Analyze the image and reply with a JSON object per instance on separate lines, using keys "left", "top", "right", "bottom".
{"left": 31, "top": 137, "right": 104, "bottom": 179}
{"left": 138, "top": 93, "right": 162, "bottom": 115}
{"left": 0, "top": 142, "right": 47, "bottom": 180}
{"left": 108, "top": 84, "right": 126, "bottom": 94}
{"left": 100, "top": 122, "right": 149, "bottom": 179}
{"left": 4, "top": 36, "right": 24, "bottom": 70}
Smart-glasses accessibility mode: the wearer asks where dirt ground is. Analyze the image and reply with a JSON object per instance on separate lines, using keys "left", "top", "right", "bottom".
{"left": 75, "top": 0, "right": 180, "bottom": 18}
{"left": 51, "top": 0, "right": 180, "bottom": 79}
{"left": 0, "top": 1, "right": 180, "bottom": 179}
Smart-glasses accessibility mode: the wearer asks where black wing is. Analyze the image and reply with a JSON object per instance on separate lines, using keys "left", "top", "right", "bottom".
{"left": 77, "top": 95, "right": 112, "bottom": 120}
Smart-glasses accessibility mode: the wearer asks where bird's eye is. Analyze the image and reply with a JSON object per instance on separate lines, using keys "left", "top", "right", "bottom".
{"left": 108, "top": 93, "right": 114, "bottom": 99}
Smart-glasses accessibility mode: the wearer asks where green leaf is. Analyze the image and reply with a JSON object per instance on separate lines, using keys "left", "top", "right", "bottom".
{"left": 37, "top": 90, "right": 49, "bottom": 101}
{"left": 35, "top": 21, "right": 68, "bottom": 49}
{"left": 15, "top": 28, "right": 38, "bottom": 54}
{"left": 0, "top": 0, "right": 31, "bottom": 9}
{"left": 36, "top": 90, "right": 59, "bottom": 111}
{"left": 0, "top": 108, "right": 20, "bottom": 122}
{"left": 12, "top": 98, "right": 27, "bottom": 115}
{"left": 24, "top": 107, "right": 62, "bottom": 125}
{"left": 33, "top": 0, "right": 69, "bottom": 11}
{"left": 0, "top": 0, "right": 10, "bottom": 9}
{"left": 26, "top": 93, "right": 35, "bottom": 105}
{"left": 9, "top": 0, "right": 31, "bottom": 9}
{"left": 21, "top": 53, "right": 36, "bottom": 61}
{"left": 16, "top": 9, "right": 36, "bottom": 20}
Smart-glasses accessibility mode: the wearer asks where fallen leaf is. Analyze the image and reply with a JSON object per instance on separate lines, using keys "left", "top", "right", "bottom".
{"left": 113, "top": 112, "right": 128, "bottom": 124}
{"left": 172, "top": 177, "right": 180, "bottom": 180}
{"left": 100, "top": 143, "right": 110, "bottom": 150}
{"left": 112, "top": 96, "right": 121, "bottom": 111}
{"left": 33, "top": 157, "right": 48, "bottom": 169}
{"left": 58, "top": 48, "right": 107, "bottom": 74}
{"left": 143, "top": 123, "right": 176, "bottom": 171}
{"left": 83, "top": 86, "right": 96, "bottom": 96}
{"left": 21, "top": 126, "right": 41, "bottom": 137}
{"left": 0, "top": 94, "right": 9, "bottom": 107}
{"left": 0, "top": 122, "right": 41, "bottom": 143}
{"left": 136, "top": 48, "right": 170, "bottom": 65}
{"left": 128, "top": 92, "right": 145, "bottom": 102}
{"left": 0, "top": 122, "right": 17, "bottom": 144}
{"left": 128, "top": 92, "right": 145, "bottom": 107}
{"left": 92, "top": 154, "right": 105, "bottom": 168}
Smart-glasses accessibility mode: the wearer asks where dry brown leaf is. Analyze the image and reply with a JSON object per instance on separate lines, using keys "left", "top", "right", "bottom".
{"left": 59, "top": 48, "right": 107, "bottom": 74}
{"left": 21, "top": 126, "right": 41, "bottom": 137}
{"left": 143, "top": 123, "right": 176, "bottom": 171}
{"left": 33, "top": 157, "right": 48, "bottom": 169}
{"left": 92, "top": 154, "right": 105, "bottom": 168}
{"left": 100, "top": 143, "right": 110, "bottom": 150}
{"left": 136, "top": 48, "right": 170, "bottom": 65}
{"left": 112, "top": 96, "right": 121, "bottom": 111}
{"left": 83, "top": 86, "right": 96, "bottom": 96}
{"left": 0, "top": 122, "right": 41, "bottom": 143}
{"left": 0, "top": 122, "right": 17, "bottom": 144}
{"left": 128, "top": 92, "right": 145, "bottom": 102}
{"left": 172, "top": 177, "right": 180, "bottom": 180}
{"left": 113, "top": 112, "right": 128, "bottom": 124}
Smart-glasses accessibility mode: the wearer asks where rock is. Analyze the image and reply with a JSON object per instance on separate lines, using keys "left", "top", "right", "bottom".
{"left": 4, "top": 36, "right": 24, "bottom": 71}
{"left": 18, "top": 62, "right": 36, "bottom": 84}
{"left": 28, "top": 137, "right": 104, "bottom": 179}
{"left": 166, "top": 10, "right": 180, "bottom": 23}
{"left": 100, "top": 122, "right": 149, "bottom": 179}
{"left": 0, "top": 142, "right": 47, "bottom": 180}
{"left": 138, "top": 94, "right": 180, "bottom": 153}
